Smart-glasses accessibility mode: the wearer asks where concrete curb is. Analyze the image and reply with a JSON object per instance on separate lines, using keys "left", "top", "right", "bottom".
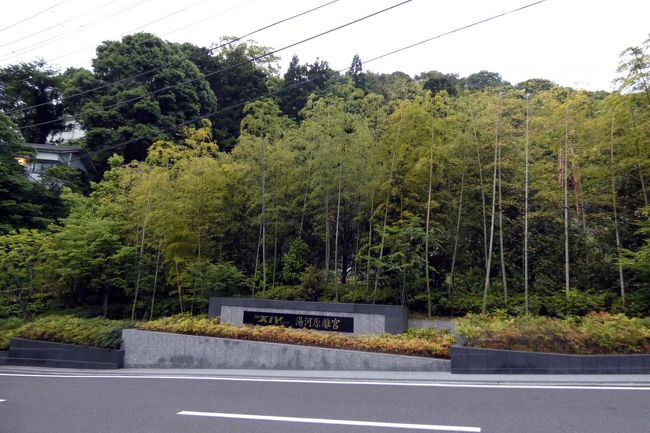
{"left": 122, "top": 329, "right": 450, "bottom": 372}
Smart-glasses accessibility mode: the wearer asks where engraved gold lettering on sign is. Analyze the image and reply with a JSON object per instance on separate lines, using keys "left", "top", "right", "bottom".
{"left": 255, "top": 315, "right": 284, "bottom": 325}
{"left": 243, "top": 311, "right": 354, "bottom": 333}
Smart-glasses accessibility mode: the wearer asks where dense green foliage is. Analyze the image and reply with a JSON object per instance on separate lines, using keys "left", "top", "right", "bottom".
{"left": 0, "top": 61, "right": 65, "bottom": 143}
{"left": 1, "top": 32, "right": 650, "bottom": 321}
{"left": 138, "top": 313, "right": 454, "bottom": 358}
{"left": 0, "top": 315, "right": 131, "bottom": 350}
{"left": 457, "top": 312, "right": 650, "bottom": 354}
{"left": 0, "top": 114, "right": 66, "bottom": 233}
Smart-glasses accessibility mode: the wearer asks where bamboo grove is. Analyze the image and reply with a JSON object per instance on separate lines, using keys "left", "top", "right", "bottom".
{"left": 2, "top": 41, "right": 650, "bottom": 320}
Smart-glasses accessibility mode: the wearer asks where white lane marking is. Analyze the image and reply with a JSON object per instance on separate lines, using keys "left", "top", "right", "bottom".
{"left": 178, "top": 411, "right": 481, "bottom": 432}
{"left": 0, "top": 373, "right": 649, "bottom": 391}
{"left": 0, "top": 399, "right": 5, "bottom": 402}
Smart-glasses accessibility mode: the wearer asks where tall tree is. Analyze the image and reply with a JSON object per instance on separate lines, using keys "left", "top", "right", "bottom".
{"left": 68, "top": 33, "right": 217, "bottom": 171}
{"left": 0, "top": 114, "right": 65, "bottom": 234}
{"left": 0, "top": 60, "right": 65, "bottom": 143}
{"left": 185, "top": 38, "right": 277, "bottom": 151}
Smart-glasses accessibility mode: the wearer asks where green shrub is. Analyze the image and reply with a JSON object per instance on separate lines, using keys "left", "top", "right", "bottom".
{"left": 6, "top": 315, "right": 132, "bottom": 349}
{"left": 300, "top": 265, "right": 324, "bottom": 301}
{"left": 282, "top": 239, "right": 309, "bottom": 284}
{"left": 254, "top": 284, "right": 309, "bottom": 301}
{"left": 138, "top": 313, "right": 455, "bottom": 358}
{"left": 0, "top": 317, "right": 26, "bottom": 350}
{"left": 541, "top": 290, "right": 612, "bottom": 317}
{"left": 456, "top": 312, "right": 650, "bottom": 354}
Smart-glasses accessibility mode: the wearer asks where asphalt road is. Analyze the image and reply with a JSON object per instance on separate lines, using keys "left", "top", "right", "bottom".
{"left": 1, "top": 369, "right": 649, "bottom": 433}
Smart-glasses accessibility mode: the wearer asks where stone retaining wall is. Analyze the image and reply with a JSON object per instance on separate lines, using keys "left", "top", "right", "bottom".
{"left": 7, "top": 338, "right": 124, "bottom": 369}
{"left": 122, "top": 329, "right": 449, "bottom": 371}
{"left": 451, "top": 346, "right": 650, "bottom": 374}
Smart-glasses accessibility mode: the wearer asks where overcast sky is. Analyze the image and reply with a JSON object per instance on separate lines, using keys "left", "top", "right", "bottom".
{"left": 1, "top": 0, "right": 648, "bottom": 91}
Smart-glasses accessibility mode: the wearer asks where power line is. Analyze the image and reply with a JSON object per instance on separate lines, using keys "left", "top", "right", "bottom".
{"left": 113, "top": 0, "right": 212, "bottom": 41}
{"left": 0, "top": 0, "right": 68, "bottom": 34}
{"left": 1, "top": 0, "right": 251, "bottom": 88}
{"left": 54, "top": 0, "right": 548, "bottom": 167}
{"left": 362, "top": 0, "right": 548, "bottom": 67}
{"left": 4, "top": 0, "right": 340, "bottom": 116}
{"left": 0, "top": 0, "right": 116, "bottom": 50}
{"left": 0, "top": 0, "right": 153, "bottom": 62}
{"left": 17, "top": 0, "right": 412, "bottom": 131}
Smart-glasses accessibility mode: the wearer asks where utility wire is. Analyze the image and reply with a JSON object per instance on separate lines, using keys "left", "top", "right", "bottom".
{"left": 55, "top": 0, "right": 548, "bottom": 167}
{"left": 1, "top": 0, "right": 252, "bottom": 87}
{"left": 0, "top": 0, "right": 68, "bottom": 34}
{"left": 17, "top": 0, "right": 412, "bottom": 131}
{"left": 159, "top": 0, "right": 255, "bottom": 39}
{"left": 113, "top": 0, "right": 212, "bottom": 41}
{"left": 44, "top": 0, "right": 255, "bottom": 64}
{"left": 362, "top": 0, "right": 547, "bottom": 67}
{"left": 4, "top": 0, "right": 340, "bottom": 115}
{"left": 0, "top": 0, "right": 116, "bottom": 50}
{"left": 0, "top": 0, "right": 153, "bottom": 62}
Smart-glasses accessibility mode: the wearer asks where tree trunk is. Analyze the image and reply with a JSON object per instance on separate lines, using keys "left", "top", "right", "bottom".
{"left": 299, "top": 147, "right": 314, "bottom": 237}
{"left": 341, "top": 248, "right": 349, "bottom": 284}
{"left": 324, "top": 112, "right": 331, "bottom": 283}
{"left": 468, "top": 104, "right": 489, "bottom": 273}
{"left": 333, "top": 150, "right": 344, "bottom": 301}
{"left": 481, "top": 104, "right": 500, "bottom": 314}
{"left": 252, "top": 219, "right": 262, "bottom": 295}
{"left": 190, "top": 216, "right": 201, "bottom": 315}
{"left": 610, "top": 114, "right": 626, "bottom": 307}
{"left": 175, "top": 259, "right": 184, "bottom": 313}
{"left": 425, "top": 114, "right": 436, "bottom": 317}
{"left": 324, "top": 188, "right": 330, "bottom": 282}
{"left": 365, "top": 192, "right": 374, "bottom": 291}
{"left": 261, "top": 137, "right": 267, "bottom": 292}
{"left": 524, "top": 94, "right": 530, "bottom": 314}
{"left": 564, "top": 105, "right": 571, "bottom": 297}
{"left": 150, "top": 238, "right": 162, "bottom": 320}
{"left": 103, "top": 289, "right": 109, "bottom": 319}
{"left": 272, "top": 193, "right": 279, "bottom": 289}
{"left": 353, "top": 193, "right": 362, "bottom": 279}
{"left": 498, "top": 141, "right": 508, "bottom": 304}
{"left": 373, "top": 102, "right": 404, "bottom": 303}
{"left": 630, "top": 108, "right": 649, "bottom": 207}
{"left": 131, "top": 195, "right": 150, "bottom": 320}
{"left": 449, "top": 140, "right": 467, "bottom": 295}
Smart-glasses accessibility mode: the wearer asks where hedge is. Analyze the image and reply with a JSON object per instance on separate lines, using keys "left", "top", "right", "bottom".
{"left": 456, "top": 312, "right": 650, "bottom": 354}
{"left": 0, "top": 315, "right": 132, "bottom": 350}
{"left": 137, "top": 313, "right": 454, "bottom": 359}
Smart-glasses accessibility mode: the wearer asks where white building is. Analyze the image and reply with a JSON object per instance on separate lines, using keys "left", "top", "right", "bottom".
{"left": 16, "top": 143, "right": 97, "bottom": 182}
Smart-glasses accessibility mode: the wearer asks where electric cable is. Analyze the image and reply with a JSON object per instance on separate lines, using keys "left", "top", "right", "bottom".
{"left": 0, "top": 0, "right": 68, "bottom": 34}
{"left": 47, "top": 0, "right": 254, "bottom": 64}
{"left": 1, "top": 0, "right": 251, "bottom": 87}
{"left": 0, "top": 0, "right": 153, "bottom": 62}
{"left": 4, "top": 0, "right": 340, "bottom": 115}
{"left": 0, "top": 0, "right": 117, "bottom": 50}
{"left": 16, "top": 0, "right": 412, "bottom": 131}
{"left": 53, "top": 0, "right": 548, "bottom": 166}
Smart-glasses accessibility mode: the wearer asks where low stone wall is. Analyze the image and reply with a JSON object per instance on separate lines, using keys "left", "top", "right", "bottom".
{"left": 7, "top": 338, "right": 124, "bottom": 369}
{"left": 451, "top": 346, "right": 650, "bottom": 374}
{"left": 0, "top": 351, "right": 7, "bottom": 366}
{"left": 209, "top": 298, "right": 407, "bottom": 335}
{"left": 122, "top": 329, "right": 449, "bottom": 371}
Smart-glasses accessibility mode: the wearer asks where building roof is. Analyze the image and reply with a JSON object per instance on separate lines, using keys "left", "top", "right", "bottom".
{"left": 25, "top": 143, "right": 98, "bottom": 177}
{"left": 27, "top": 143, "right": 86, "bottom": 153}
